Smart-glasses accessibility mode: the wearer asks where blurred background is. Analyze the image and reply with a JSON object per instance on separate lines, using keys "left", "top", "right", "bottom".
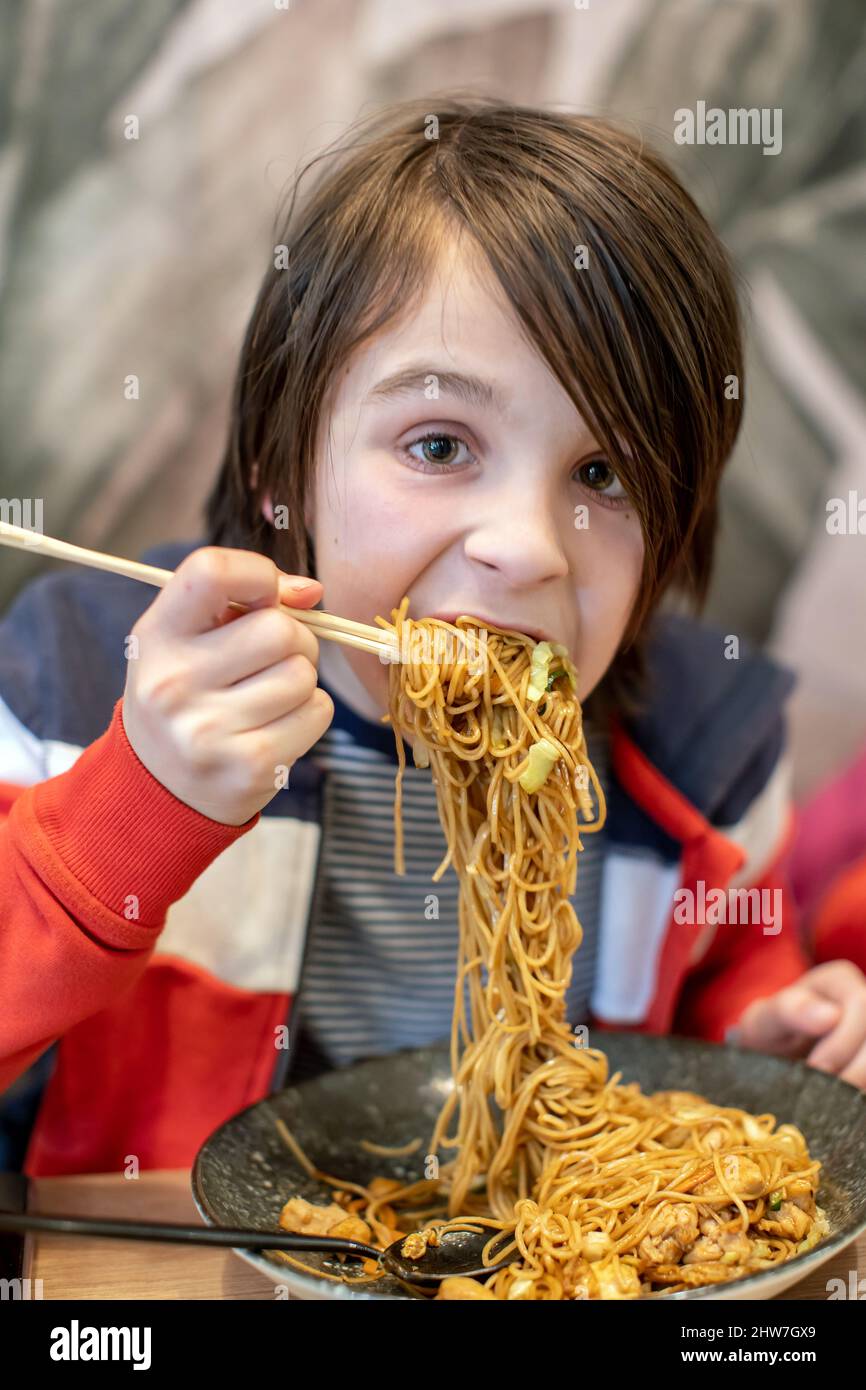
{"left": 0, "top": 0, "right": 864, "bottom": 799}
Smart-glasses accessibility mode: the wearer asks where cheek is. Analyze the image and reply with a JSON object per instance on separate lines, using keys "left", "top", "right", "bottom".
{"left": 611, "top": 518, "right": 645, "bottom": 613}
{"left": 576, "top": 510, "right": 644, "bottom": 604}
{"left": 314, "top": 450, "right": 450, "bottom": 605}
{"left": 310, "top": 458, "right": 424, "bottom": 685}
{"left": 311, "top": 461, "right": 384, "bottom": 594}
{"left": 314, "top": 448, "right": 406, "bottom": 561}
{"left": 572, "top": 516, "right": 645, "bottom": 696}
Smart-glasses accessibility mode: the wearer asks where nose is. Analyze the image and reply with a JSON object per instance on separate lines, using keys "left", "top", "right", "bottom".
{"left": 463, "top": 489, "right": 570, "bottom": 587}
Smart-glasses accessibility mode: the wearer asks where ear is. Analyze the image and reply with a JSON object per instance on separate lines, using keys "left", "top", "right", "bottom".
{"left": 259, "top": 482, "right": 313, "bottom": 533}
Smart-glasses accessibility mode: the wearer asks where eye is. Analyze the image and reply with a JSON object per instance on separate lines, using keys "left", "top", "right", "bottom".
{"left": 401, "top": 431, "right": 477, "bottom": 474}
{"left": 574, "top": 457, "right": 629, "bottom": 507}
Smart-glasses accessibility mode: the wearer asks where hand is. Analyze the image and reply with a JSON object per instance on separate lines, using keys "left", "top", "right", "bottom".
{"left": 122, "top": 546, "right": 334, "bottom": 825}
{"left": 729, "top": 961, "right": 866, "bottom": 1089}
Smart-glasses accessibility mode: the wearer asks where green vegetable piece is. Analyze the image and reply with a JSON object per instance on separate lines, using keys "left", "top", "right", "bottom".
{"left": 526, "top": 641, "right": 554, "bottom": 702}
{"left": 518, "top": 737, "right": 560, "bottom": 793}
{"left": 491, "top": 705, "right": 507, "bottom": 752}
{"left": 527, "top": 640, "right": 578, "bottom": 701}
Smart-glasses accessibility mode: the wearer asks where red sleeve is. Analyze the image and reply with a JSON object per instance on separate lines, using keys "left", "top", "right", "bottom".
{"left": 810, "top": 855, "right": 866, "bottom": 972}
{"left": 673, "top": 839, "right": 812, "bottom": 1042}
{"left": 0, "top": 698, "right": 258, "bottom": 1092}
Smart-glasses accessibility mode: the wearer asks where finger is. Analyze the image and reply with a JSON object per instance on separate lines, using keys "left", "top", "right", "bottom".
{"left": 838, "top": 1038, "right": 866, "bottom": 1091}
{"left": 216, "top": 655, "right": 319, "bottom": 732}
{"left": 806, "top": 990, "right": 866, "bottom": 1074}
{"left": 738, "top": 986, "right": 841, "bottom": 1051}
{"left": 141, "top": 547, "right": 318, "bottom": 640}
{"left": 237, "top": 687, "right": 334, "bottom": 769}
{"left": 276, "top": 571, "right": 323, "bottom": 608}
{"left": 218, "top": 569, "right": 323, "bottom": 628}
{"left": 194, "top": 605, "right": 319, "bottom": 688}
{"left": 775, "top": 988, "right": 842, "bottom": 1037}
{"left": 800, "top": 959, "right": 866, "bottom": 1003}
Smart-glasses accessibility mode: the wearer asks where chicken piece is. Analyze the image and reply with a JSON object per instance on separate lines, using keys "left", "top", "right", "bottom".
{"left": 279, "top": 1196, "right": 349, "bottom": 1236}
{"left": 437, "top": 1276, "right": 498, "bottom": 1300}
{"left": 638, "top": 1203, "right": 700, "bottom": 1265}
{"left": 567, "top": 1256, "right": 641, "bottom": 1300}
{"left": 695, "top": 1125, "right": 729, "bottom": 1153}
{"left": 278, "top": 1196, "right": 372, "bottom": 1245}
{"left": 774, "top": 1123, "right": 809, "bottom": 1158}
{"left": 757, "top": 1201, "right": 812, "bottom": 1242}
{"left": 505, "top": 1278, "right": 538, "bottom": 1300}
{"left": 593, "top": 1258, "right": 641, "bottom": 1300}
{"left": 653, "top": 1092, "right": 732, "bottom": 1150}
{"left": 693, "top": 1155, "right": 764, "bottom": 1201}
{"left": 582, "top": 1231, "right": 614, "bottom": 1261}
{"left": 556, "top": 1256, "right": 593, "bottom": 1300}
{"left": 698, "top": 1206, "right": 734, "bottom": 1236}
{"left": 683, "top": 1228, "right": 752, "bottom": 1266}
{"left": 569, "top": 1263, "right": 597, "bottom": 1300}
{"left": 400, "top": 1229, "right": 439, "bottom": 1261}
{"left": 327, "top": 1215, "right": 373, "bottom": 1243}
{"left": 650, "top": 1261, "right": 740, "bottom": 1288}
{"left": 786, "top": 1176, "right": 817, "bottom": 1214}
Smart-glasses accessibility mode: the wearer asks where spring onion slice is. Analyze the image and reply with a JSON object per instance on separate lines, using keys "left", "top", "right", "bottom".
{"left": 518, "top": 737, "right": 560, "bottom": 793}
{"left": 526, "top": 640, "right": 577, "bottom": 702}
{"left": 411, "top": 737, "right": 431, "bottom": 768}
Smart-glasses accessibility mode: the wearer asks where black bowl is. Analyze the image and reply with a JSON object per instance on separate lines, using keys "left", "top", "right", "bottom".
{"left": 192, "top": 1032, "right": 866, "bottom": 1300}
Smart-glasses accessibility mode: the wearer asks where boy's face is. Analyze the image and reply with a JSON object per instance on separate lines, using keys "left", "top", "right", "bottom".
{"left": 284, "top": 235, "right": 644, "bottom": 720}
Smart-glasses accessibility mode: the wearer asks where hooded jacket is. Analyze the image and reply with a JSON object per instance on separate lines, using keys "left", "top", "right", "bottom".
{"left": 0, "top": 540, "right": 810, "bottom": 1175}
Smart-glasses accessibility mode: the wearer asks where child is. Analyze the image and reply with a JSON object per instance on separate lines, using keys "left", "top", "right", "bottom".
{"left": 2, "top": 96, "right": 865, "bottom": 1177}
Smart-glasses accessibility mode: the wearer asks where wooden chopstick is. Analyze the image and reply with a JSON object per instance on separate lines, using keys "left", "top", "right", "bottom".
{"left": 0, "top": 522, "right": 397, "bottom": 661}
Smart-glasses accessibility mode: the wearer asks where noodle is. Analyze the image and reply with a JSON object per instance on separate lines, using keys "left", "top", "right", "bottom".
{"left": 276, "top": 602, "right": 827, "bottom": 1299}
{"left": 359, "top": 1137, "right": 424, "bottom": 1158}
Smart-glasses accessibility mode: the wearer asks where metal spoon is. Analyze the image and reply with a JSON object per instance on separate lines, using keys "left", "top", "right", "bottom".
{"left": 0, "top": 1210, "right": 517, "bottom": 1286}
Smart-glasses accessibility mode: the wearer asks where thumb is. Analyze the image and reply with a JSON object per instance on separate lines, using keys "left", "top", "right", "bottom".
{"left": 276, "top": 572, "right": 323, "bottom": 608}
{"left": 735, "top": 986, "right": 841, "bottom": 1052}
{"left": 218, "top": 571, "right": 322, "bottom": 626}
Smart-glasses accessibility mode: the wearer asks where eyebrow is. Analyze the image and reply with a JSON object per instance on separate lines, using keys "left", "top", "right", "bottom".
{"left": 364, "top": 366, "right": 510, "bottom": 413}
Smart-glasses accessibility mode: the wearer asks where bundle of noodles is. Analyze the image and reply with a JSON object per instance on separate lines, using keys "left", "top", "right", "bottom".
{"left": 379, "top": 599, "right": 606, "bottom": 1224}
{"left": 275, "top": 599, "right": 827, "bottom": 1299}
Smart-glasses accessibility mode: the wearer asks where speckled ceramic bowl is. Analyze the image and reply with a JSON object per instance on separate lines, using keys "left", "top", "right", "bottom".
{"left": 192, "top": 1032, "right": 866, "bottom": 1300}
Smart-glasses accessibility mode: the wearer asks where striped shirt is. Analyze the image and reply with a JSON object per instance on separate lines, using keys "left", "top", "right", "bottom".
{"left": 289, "top": 681, "right": 609, "bottom": 1076}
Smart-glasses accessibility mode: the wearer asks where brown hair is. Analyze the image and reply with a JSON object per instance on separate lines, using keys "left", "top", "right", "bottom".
{"left": 205, "top": 93, "right": 745, "bottom": 727}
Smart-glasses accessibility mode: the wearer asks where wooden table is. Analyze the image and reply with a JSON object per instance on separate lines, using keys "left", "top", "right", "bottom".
{"left": 23, "top": 1169, "right": 866, "bottom": 1300}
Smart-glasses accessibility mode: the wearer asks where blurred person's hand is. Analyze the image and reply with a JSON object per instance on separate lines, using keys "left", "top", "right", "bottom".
{"left": 728, "top": 961, "right": 866, "bottom": 1090}
{"left": 122, "top": 546, "right": 333, "bottom": 825}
